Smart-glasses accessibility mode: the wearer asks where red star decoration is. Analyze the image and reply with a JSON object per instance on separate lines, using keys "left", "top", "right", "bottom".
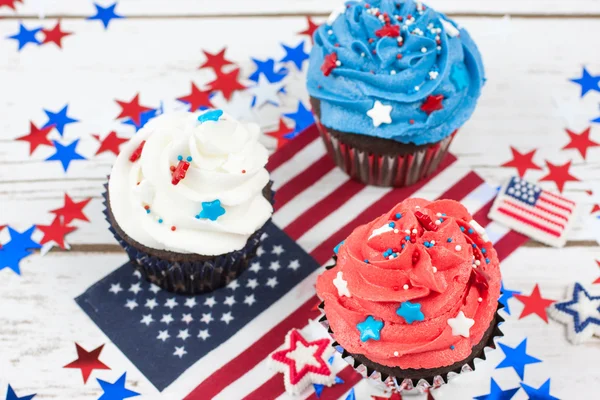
{"left": 41, "top": 21, "right": 73, "bottom": 48}
{"left": 177, "top": 83, "right": 213, "bottom": 111}
{"left": 539, "top": 160, "right": 580, "bottom": 193}
{"left": 593, "top": 260, "right": 600, "bottom": 285}
{"left": 92, "top": 131, "right": 128, "bottom": 156}
{"left": 298, "top": 17, "right": 320, "bottom": 44}
{"left": 375, "top": 24, "right": 401, "bottom": 38}
{"left": 199, "top": 48, "right": 235, "bottom": 74}
{"left": 592, "top": 204, "right": 600, "bottom": 215}
{"left": 420, "top": 94, "right": 445, "bottom": 115}
{"left": 562, "top": 127, "right": 600, "bottom": 159}
{"left": 64, "top": 343, "right": 111, "bottom": 383}
{"left": 207, "top": 68, "right": 246, "bottom": 100}
{"left": 266, "top": 119, "right": 294, "bottom": 149}
{"left": 0, "top": 0, "right": 18, "bottom": 10}
{"left": 115, "top": 93, "right": 153, "bottom": 126}
{"left": 51, "top": 194, "right": 92, "bottom": 225}
{"left": 513, "top": 284, "right": 554, "bottom": 323}
{"left": 501, "top": 147, "right": 542, "bottom": 177}
{"left": 16, "top": 121, "right": 54, "bottom": 155}
{"left": 37, "top": 216, "right": 77, "bottom": 249}
{"left": 321, "top": 52, "right": 338, "bottom": 77}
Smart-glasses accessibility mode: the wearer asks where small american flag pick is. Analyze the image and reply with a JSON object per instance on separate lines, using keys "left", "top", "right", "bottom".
{"left": 488, "top": 176, "right": 578, "bottom": 247}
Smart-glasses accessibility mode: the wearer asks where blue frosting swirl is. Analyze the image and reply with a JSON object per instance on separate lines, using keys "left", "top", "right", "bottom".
{"left": 307, "top": 0, "right": 485, "bottom": 145}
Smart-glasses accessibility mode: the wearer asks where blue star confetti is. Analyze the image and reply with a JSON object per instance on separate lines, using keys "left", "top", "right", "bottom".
{"left": 521, "top": 379, "right": 560, "bottom": 400}
{"left": 0, "top": 226, "right": 41, "bottom": 275}
{"left": 197, "top": 109, "right": 223, "bottom": 123}
{"left": 5, "top": 384, "right": 36, "bottom": 400}
{"left": 499, "top": 282, "right": 521, "bottom": 316}
{"left": 97, "top": 372, "right": 140, "bottom": 400}
{"left": 280, "top": 41, "right": 310, "bottom": 71}
{"left": 496, "top": 338, "right": 542, "bottom": 380}
{"left": 356, "top": 315, "right": 384, "bottom": 342}
{"left": 312, "top": 355, "right": 344, "bottom": 398}
{"left": 46, "top": 139, "right": 87, "bottom": 172}
{"left": 122, "top": 109, "right": 158, "bottom": 131}
{"left": 474, "top": 378, "right": 519, "bottom": 400}
{"left": 396, "top": 301, "right": 425, "bottom": 324}
{"left": 284, "top": 101, "right": 314, "bottom": 138}
{"left": 248, "top": 58, "right": 288, "bottom": 83}
{"left": 42, "top": 104, "right": 79, "bottom": 135}
{"left": 570, "top": 67, "right": 600, "bottom": 97}
{"left": 87, "top": 2, "right": 125, "bottom": 30}
{"left": 7, "top": 23, "right": 42, "bottom": 51}
{"left": 548, "top": 282, "right": 600, "bottom": 344}
{"left": 197, "top": 200, "right": 225, "bottom": 221}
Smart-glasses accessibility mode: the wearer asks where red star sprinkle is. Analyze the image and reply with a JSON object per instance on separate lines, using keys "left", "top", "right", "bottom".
{"left": 207, "top": 68, "right": 246, "bottom": 100}
{"left": 115, "top": 93, "right": 153, "bottom": 126}
{"left": 64, "top": 343, "right": 111, "bottom": 383}
{"left": 41, "top": 20, "right": 73, "bottom": 48}
{"left": 321, "top": 52, "right": 338, "bottom": 77}
{"left": 375, "top": 24, "right": 401, "bottom": 38}
{"left": 51, "top": 194, "right": 92, "bottom": 225}
{"left": 501, "top": 147, "right": 542, "bottom": 177}
{"left": 199, "top": 47, "right": 235, "bottom": 74}
{"left": 539, "top": 160, "right": 581, "bottom": 193}
{"left": 37, "top": 216, "right": 77, "bottom": 249}
{"left": 420, "top": 94, "right": 445, "bottom": 115}
{"left": 16, "top": 121, "right": 54, "bottom": 155}
{"left": 592, "top": 204, "right": 600, "bottom": 215}
{"left": 266, "top": 119, "right": 294, "bottom": 149}
{"left": 513, "top": 284, "right": 555, "bottom": 323}
{"left": 92, "top": 131, "right": 128, "bottom": 156}
{"left": 177, "top": 82, "right": 213, "bottom": 111}
{"left": 562, "top": 127, "right": 600, "bottom": 160}
{"left": 298, "top": 17, "right": 320, "bottom": 44}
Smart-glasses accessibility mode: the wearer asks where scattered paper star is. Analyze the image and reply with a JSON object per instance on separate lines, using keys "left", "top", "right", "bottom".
{"left": 367, "top": 100, "right": 393, "bottom": 127}
{"left": 93, "top": 131, "right": 128, "bottom": 156}
{"left": 474, "top": 378, "right": 520, "bottom": 400}
{"left": 0, "top": 0, "right": 20, "bottom": 11}
{"left": 122, "top": 109, "right": 157, "bottom": 131}
{"left": 570, "top": 67, "right": 600, "bottom": 97}
{"left": 548, "top": 282, "right": 600, "bottom": 344}
{"left": 539, "top": 160, "right": 580, "bottom": 192}
{"left": 176, "top": 83, "right": 213, "bottom": 112}
{"left": 280, "top": 41, "right": 310, "bottom": 71}
{"left": 207, "top": 68, "right": 246, "bottom": 100}
{"left": 496, "top": 338, "right": 542, "bottom": 379}
{"left": 16, "top": 122, "right": 54, "bottom": 155}
{"left": 420, "top": 94, "right": 445, "bottom": 115}
{"left": 562, "top": 127, "right": 599, "bottom": 159}
{"left": 284, "top": 101, "right": 314, "bottom": 138}
{"left": 514, "top": 284, "right": 555, "bottom": 323}
{"left": 210, "top": 91, "right": 256, "bottom": 122}
{"left": 0, "top": 226, "right": 41, "bottom": 275}
{"left": 51, "top": 194, "right": 92, "bottom": 224}
{"left": 520, "top": 379, "right": 560, "bottom": 400}
{"left": 7, "top": 23, "right": 41, "bottom": 51}
{"left": 64, "top": 343, "right": 110, "bottom": 383}
{"left": 298, "top": 17, "right": 320, "bottom": 44}
{"left": 199, "top": 47, "right": 235, "bottom": 74}
{"left": 46, "top": 139, "right": 87, "bottom": 172}
{"left": 266, "top": 119, "right": 294, "bottom": 149}
{"left": 499, "top": 282, "right": 521, "bottom": 316}
{"left": 248, "top": 58, "right": 288, "bottom": 83}
{"left": 97, "top": 372, "right": 140, "bottom": 400}
{"left": 248, "top": 74, "right": 284, "bottom": 108}
{"left": 115, "top": 94, "right": 153, "bottom": 126}
{"left": 37, "top": 216, "right": 76, "bottom": 250}
{"left": 41, "top": 20, "right": 72, "bottom": 48}
{"left": 87, "top": 2, "right": 125, "bottom": 30}
{"left": 5, "top": 385, "right": 36, "bottom": 400}
{"left": 42, "top": 104, "right": 79, "bottom": 135}
{"left": 501, "top": 147, "right": 542, "bottom": 177}
{"left": 198, "top": 200, "right": 225, "bottom": 221}
{"left": 198, "top": 329, "right": 210, "bottom": 340}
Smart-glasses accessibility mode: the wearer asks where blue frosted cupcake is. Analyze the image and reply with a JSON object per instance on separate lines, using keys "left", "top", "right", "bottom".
{"left": 307, "top": 0, "right": 485, "bottom": 187}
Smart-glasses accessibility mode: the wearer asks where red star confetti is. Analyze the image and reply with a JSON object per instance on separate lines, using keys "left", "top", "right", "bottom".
{"left": 514, "top": 284, "right": 555, "bottom": 323}
{"left": 207, "top": 68, "right": 246, "bottom": 100}
{"left": 41, "top": 20, "right": 73, "bottom": 48}
{"left": 420, "top": 94, "right": 445, "bottom": 115}
{"left": 51, "top": 194, "right": 92, "bottom": 225}
{"left": 592, "top": 204, "right": 600, "bottom": 215}
{"left": 115, "top": 93, "right": 153, "bottom": 126}
{"left": 501, "top": 147, "right": 542, "bottom": 177}
{"left": 177, "top": 82, "right": 213, "bottom": 111}
{"left": 593, "top": 260, "right": 600, "bottom": 284}
{"left": 0, "top": 0, "right": 19, "bottom": 10}
{"left": 37, "top": 216, "right": 77, "bottom": 249}
{"left": 298, "top": 17, "right": 320, "bottom": 44}
{"left": 540, "top": 160, "right": 581, "bottom": 193}
{"left": 199, "top": 47, "right": 235, "bottom": 74}
{"left": 375, "top": 24, "right": 401, "bottom": 38}
{"left": 92, "top": 131, "right": 128, "bottom": 156}
{"left": 562, "top": 127, "right": 600, "bottom": 160}
{"left": 64, "top": 343, "right": 111, "bottom": 383}
{"left": 321, "top": 52, "right": 338, "bottom": 77}
{"left": 266, "top": 119, "right": 294, "bottom": 149}
{"left": 269, "top": 329, "right": 335, "bottom": 395}
{"left": 16, "top": 121, "right": 54, "bottom": 155}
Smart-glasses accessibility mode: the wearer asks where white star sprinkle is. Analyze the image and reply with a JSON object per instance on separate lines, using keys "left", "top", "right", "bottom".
{"left": 447, "top": 311, "right": 475, "bottom": 338}
{"left": 173, "top": 346, "right": 187, "bottom": 358}
{"left": 244, "top": 294, "right": 256, "bottom": 306}
{"left": 161, "top": 314, "right": 174, "bottom": 325}
{"left": 145, "top": 298, "right": 158, "bottom": 310}
{"left": 164, "top": 298, "right": 178, "bottom": 309}
{"left": 157, "top": 330, "right": 170, "bottom": 342}
{"left": 177, "top": 329, "right": 191, "bottom": 341}
{"left": 249, "top": 262, "right": 262, "bottom": 273}
{"left": 109, "top": 283, "right": 122, "bottom": 294}
{"left": 367, "top": 101, "right": 393, "bottom": 127}
{"left": 227, "top": 280, "right": 240, "bottom": 291}
{"left": 204, "top": 297, "right": 217, "bottom": 308}
{"left": 266, "top": 277, "right": 278, "bottom": 288}
{"left": 288, "top": 260, "right": 301, "bottom": 271}
{"left": 221, "top": 312, "right": 234, "bottom": 324}
{"left": 333, "top": 271, "right": 351, "bottom": 298}
{"left": 124, "top": 299, "right": 138, "bottom": 310}
{"left": 272, "top": 245, "right": 284, "bottom": 256}
{"left": 181, "top": 313, "right": 193, "bottom": 324}
{"left": 184, "top": 298, "right": 197, "bottom": 308}
{"left": 269, "top": 261, "right": 281, "bottom": 272}
{"left": 140, "top": 314, "right": 154, "bottom": 326}
{"left": 246, "top": 278, "right": 259, "bottom": 289}
{"left": 201, "top": 313, "right": 214, "bottom": 324}
{"left": 223, "top": 296, "right": 236, "bottom": 307}
{"left": 198, "top": 329, "right": 210, "bottom": 340}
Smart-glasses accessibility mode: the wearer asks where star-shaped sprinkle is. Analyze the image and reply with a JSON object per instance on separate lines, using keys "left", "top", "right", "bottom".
{"left": 199, "top": 47, "right": 235, "bottom": 74}
{"left": 87, "top": 2, "right": 125, "bottom": 30}
{"left": 37, "top": 216, "right": 76, "bottom": 250}
{"left": 97, "top": 372, "right": 140, "bottom": 400}
{"left": 51, "top": 194, "right": 92, "bottom": 224}
{"left": 41, "top": 20, "right": 72, "bottom": 48}
{"left": 0, "top": 226, "right": 41, "bottom": 275}
{"left": 248, "top": 74, "right": 285, "bottom": 108}
{"left": 333, "top": 271, "right": 351, "bottom": 298}
{"left": 197, "top": 200, "right": 225, "bottom": 221}
{"left": 284, "top": 101, "right": 314, "bottom": 138}
{"left": 207, "top": 68, "right": 246, "bottom": 100}
{"left": 298, "top": 17, "right": 320, "bottom": 44}
{"left": 499, "top": 282, "right": 521, "bottom": 316}
{"left": 396, "top": 301, "right": 425, "bottom": 324}
{"left": 539, "top": 160, "right": 580, "bottom": 192}
{"left": 122, "top": 109, "right": 157, "bottom": 131}
{"left": 46, "top": 139, "right": 87, "bottom": 172}
{"left": 450, "top": 64, "right": 469, "bottom": 90}
{"left": 520, "top": 379, "right": 559, "bottom": 400}
{"left": 197, "top": 109, "right": 223, "bottom": 124}
{"left": 176, "top": 83, "right": 213, "bottom": 112}
{"left": 266, "top": 119, "right": 294, "bottom": 149}
{"left": 7, "top": 23, "right": 41, "bottom": 51}
{"left": 513, "top": 284, "right": 554, "bottom": 323}
{"left": 321, "top": 52, "right": 339, "bottom": 77}
{"left": 496, "top": 338, "right": 542, "bottom": 379}
{"left": 42, "top": 104, "right": 79, "bottom": 135}
{"left": 93, "top": 131, "right": 128, "bottom": 156}
{"left": 501, "top": 147, "right": 542, "bottom": 177}
{"left": 5, "top": 385, "right": 36, "bottom": 400}
{"left": 447, "top": 311, "right": 475, "bottom": 337}
{"left": 248, "top": 58, "right": 288, "bottom": 83}
{"left": 16, "top": 122, "right": 54, "bottom": 155}
{"left": 420, "top": 94, "right": 445, "bottom": 115}
{"left": 367, "top": 100, "right": 393, "bottom": 127}
{"left": 562, "top": 127, "right": 599, "bottom": 159}
{"left": 269, "top": 329, "right": 334, "bottom": 395}
{"left": 280, "top": 41, "right": 310, "bottom": 71}
{"left": 570, "top": 67, "right": 600, "bottom": 97}
{"left": 548, "top": 282, "right": 600, "bottom": 344}
{"left": 115, "top": 94, "right": 153, "bottom": 126}
{"left": 375, "top": 24, "right": 400, "bottom": 38}
{"left": 357, "top": 315, "right": 384, "bottom": 342}
{"left": 474, "top": 378, "right": 519, "bottom": 400}
{"left": 63, "top": 343, "right": 110, "bottom": 383}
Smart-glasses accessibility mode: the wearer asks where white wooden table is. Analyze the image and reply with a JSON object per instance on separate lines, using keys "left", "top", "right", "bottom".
{"left": 1, "top": 1, "right": 600, "bottom": 399}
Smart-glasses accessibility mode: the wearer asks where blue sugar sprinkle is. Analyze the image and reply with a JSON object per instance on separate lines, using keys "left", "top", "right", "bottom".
{"left": 482, "top": 248, "right": 487, "bottom": 254}
{"left": 472, "top": 244, "right": 477, "bottom": 248}
{"left": 395, "top": 213, "right": 402, "bottom": 219}
{"left": 177, "top": 155, "right": 183, "bottom": 161}
{"left": 146, "top": 209, "right": 151, "bottom": 214}
{"left": 158, "top": 219, "right": 163, "bottom": 224}
{"left": 468, "top": 228, "right": 474, "bottom": 234}
{"left": 442, "top": 213, "right": 447, "bottom": 216}
{"left": 447, "top": 238, "right": 452, "bottom": 243}
{"left": 486, "top": 258, "right": 490, "bottom": 264}
{"left": 460, "top": 226, "right": 465, "bottom": 232}
{"left": 195, "top": 214, "right": 200, "bottom": 219}
{"left": 364, "top": 259, "right": 369, "bottom": 264}
{"left": 450, "top": 345, "right": 455, "bottom": 350}
{"left": 405, "top": 236, "right": 410, "bottom": 240}
{"left": 187, "top": 156, "right": 192, "bottom": 162}
{"left": 389, "top": 222, "right": 395, "bottom": 228}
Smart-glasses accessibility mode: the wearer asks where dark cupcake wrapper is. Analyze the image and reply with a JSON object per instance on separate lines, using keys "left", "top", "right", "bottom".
{"left": 102, "top": 184, "right": 274, "bottom": 295}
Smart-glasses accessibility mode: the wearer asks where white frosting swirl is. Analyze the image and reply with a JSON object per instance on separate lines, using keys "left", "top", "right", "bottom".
{"left": 109, "top": 110, "right": 273, "bottom": 256}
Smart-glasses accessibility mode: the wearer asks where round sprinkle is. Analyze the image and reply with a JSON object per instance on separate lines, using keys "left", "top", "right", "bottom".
{"left": 432, "top": 266, "right": 437, "bottom": 273}
{"left": 436, "top": 213, "right": 442, "bottom": 217}
{"left": 403, "top": 284, "right": 409, "bottom": 290}
{"left": 390, "top": 70, "right": 397, "bottom": 75}
{"left": 405, "top": 229, "right": 411, "bottom": 234}
{"left": 158, "top": 219, "right": 163, "bottom": 224}
{"left": 171, "top": 226, "right": 177, "bottom": 231}
{"left": 435, "top": 220, "right": 441, "bottom": 225}
{"left": 186, "top": 156, "right": 192, "bottom": 162}
{"left": 394, "top": 351, "right": 399, "bottom": 356}
{"left": 389, "top": 222, "right": 396, "bottom": 228}
{"left": 170, "top": 166, "right": 176, "bottom": 172}
{"left": 472, "top": 264, "right": 477, "bottom": 269}
{"left": 455, "top": 245, "right": 462, "bottom": 251}
{"left": 394, "top": 229, "right": 399, "bottom": 233}
{"left": 364, "top": 259, "right": 369, "bottom": 264}
{"left": 414, "top": 85, "right": 420, "bottom": 92}
{"left": 412, "top": 229, "right": 418, "bottom": 234}
{"left": 475, "top": 260, "right": 481, "bottom": 266}
{"left": 144, "top": 205, "right": 150, "bottom": 210}
{"left": 195, "top": 215, "right": 200, "bottom": 219}
{"left": 336, "top": 60, "right": 342, "bottom": 67}
{"left": 447, "top": 238, "right": 452, "bottom": 243}
{"left": 242, "top": 170, "right": 246, "bottom": 174}
{"left": 431, "top": 240, "right": 436, "bottom": 245}
{"left": 395, "top": 213, "right": 402, "bottom": 219}
{"left": 468, "top": 228, "right": 474, "bottom": 234}
{"left": 177, "top": 155, "right": 183, "bottom": 161}
{"left": 482, "top": 248, "right": 487, "bottom": 254}
{"left": 146, "top": 209, "right": 151, "bottom": 214}
{"left": 421, "top": 47, "right": 427, "bottom": 53}
{"left": 478, "top": 297, "right": 483, "bottom": 303}
{"left": 450, "top": 345, "right": 455, "bottom": 350}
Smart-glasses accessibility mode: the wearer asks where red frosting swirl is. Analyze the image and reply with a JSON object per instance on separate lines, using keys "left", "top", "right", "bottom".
{"left": 316, "top": 198, "right": 501, "bottom": 370}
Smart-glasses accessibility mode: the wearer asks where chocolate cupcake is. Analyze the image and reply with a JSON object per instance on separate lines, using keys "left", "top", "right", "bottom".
{"left": 106, "top": 110, "right": 274, "bottom": 294}
{"left": 307, "top": 0, "right": 485, "bottom": 187}
{"left": 316, "top": 198, "right": 502, "bottom": 389}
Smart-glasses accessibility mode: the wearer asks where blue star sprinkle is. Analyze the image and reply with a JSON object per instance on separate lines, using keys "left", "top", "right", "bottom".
{"left": 0, "top": 226, "right": 40, "bottom": 276}
{"left": 496, "top": 338, "right": 542, "bottom": 380}
{"left": 248, "top": 58, "right": 288, "bottom": 83}
{"left": 197, "top": 200, "right": 226, "bottom": 221}
{"left": 46, "top": 139, "right": 87, "bottom": 172}
{"left": 197, "top": 109, "right": 223, "bottom": 124}
{"left": 42, "top": 104, "right": 79, "bottom": 135}
{"left": 521, "top": 379, "right": 560, "bottom": 400}
{"left": 5, "top": 384, "right": 36, "bottom": 400}
{"left": 474, "top": 378, "right": 519, "bottom": 400}
{"left": 284, "top": 101, "right": 314, "bottom": 139}
{"left": 333, "top": 240, "right": 344, "bottom": 254}
{"left": 396, "top": 301, "right": 425, "bottom": 324}
{"left": 570, "top": 67, "right": 600, "bottom": 97}
{"left": 356, "top": 315, "right": 384, "bottom": 342}
{"left": 97, "top": 372, "right": 140, "bottom": 400}
{"left": 7, "top": 23, "right": 42, "bottom": 51}
{"left": 450, "top": 64, "right": 469, "bottom": 91}
{"left": 87, "top": 2, "right": 125, "bottom": 30}
{"left": 123, "top": 108, "right": 158, "bottom": 131}
{"left": 549, "top": 282, "right": 600, "bottom": 344}
{"left": 499, "top": 282, "right": 521, "bottom": 316}
{"left": 280, "top": 41, "right": 310, "bottom": 71}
